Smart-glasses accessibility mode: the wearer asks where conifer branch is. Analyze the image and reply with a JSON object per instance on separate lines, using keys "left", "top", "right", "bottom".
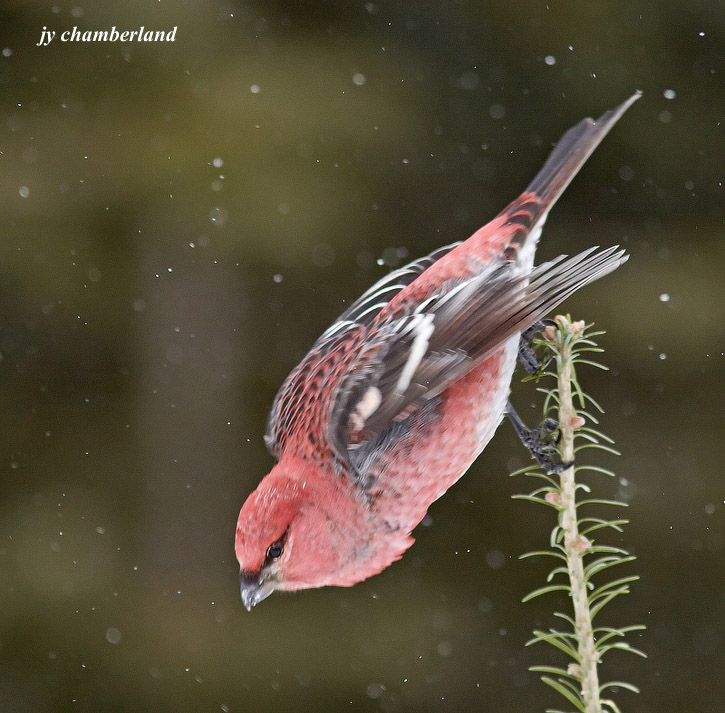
{"left": 512, "top": 316, "right": 645, "bottom": 713}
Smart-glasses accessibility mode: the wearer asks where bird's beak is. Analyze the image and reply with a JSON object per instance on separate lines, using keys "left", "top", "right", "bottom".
{"left": 240, "top": 571, "right": 276, "bottom": 611}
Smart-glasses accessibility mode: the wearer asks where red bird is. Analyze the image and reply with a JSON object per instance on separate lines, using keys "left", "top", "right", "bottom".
{"left": 236, "top": 93, "right": 640, "bottom": 609}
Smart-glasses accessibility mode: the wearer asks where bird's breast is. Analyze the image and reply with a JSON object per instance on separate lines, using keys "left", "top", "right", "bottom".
{"left": 366, "top": 334, "right": 519, "bottom": 534}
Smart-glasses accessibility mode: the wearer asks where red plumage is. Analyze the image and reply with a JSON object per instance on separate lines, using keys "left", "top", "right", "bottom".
{"left": 235, "top": 93, "right": 640, "bottom": 609}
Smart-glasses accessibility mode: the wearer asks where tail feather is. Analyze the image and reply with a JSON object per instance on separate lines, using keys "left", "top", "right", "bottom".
{"left": 526, "top": 92, "right": 641, "bottom": 210}
{"left": 500, "top": 92, "right": 641, "bottom": 264}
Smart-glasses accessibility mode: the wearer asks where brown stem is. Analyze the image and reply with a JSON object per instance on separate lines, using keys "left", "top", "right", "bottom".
{"left": 555, "top": 316, "right": 601, "bottom": 713}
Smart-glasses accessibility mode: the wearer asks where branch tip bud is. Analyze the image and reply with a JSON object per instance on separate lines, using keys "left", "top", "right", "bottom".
{"left": 567, "top": 663, "right": 583, "bottom": 678}
{"left": 571, "top": 535, "right": 592, "bottom": 554}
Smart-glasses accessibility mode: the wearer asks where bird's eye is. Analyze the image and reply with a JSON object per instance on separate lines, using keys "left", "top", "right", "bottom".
{"left": 266, "top": 541, "right": 284, "bottom": 560}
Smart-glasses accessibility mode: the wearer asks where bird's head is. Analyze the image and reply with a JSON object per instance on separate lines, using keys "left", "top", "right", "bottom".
{"left": 234, "top": 459, "right": 364, "bottom": 610}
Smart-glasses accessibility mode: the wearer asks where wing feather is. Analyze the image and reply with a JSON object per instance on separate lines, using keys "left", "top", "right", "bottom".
{"left": 321, "top": 242, "right": 460, "bottom": 338}
{"left": 265, "top": 242, "right": 460, "bottom": 458}
{"left": 330, "top": 246, "right": 628, "bottom": 455}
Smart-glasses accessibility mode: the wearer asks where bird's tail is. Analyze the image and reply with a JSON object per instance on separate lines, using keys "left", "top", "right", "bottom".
{"left": 525, "top": 91, "right": 641, "bottom": 210}
{"left": 500, "top": 92, "right": 641, "bottom": 264}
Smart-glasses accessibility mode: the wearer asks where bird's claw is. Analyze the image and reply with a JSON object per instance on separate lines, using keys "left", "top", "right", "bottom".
{"left": 506, "top": 401, "right": 572, "bottom": 473}
{"left": 518, "top": 319, "right": 556, "bottom": 375}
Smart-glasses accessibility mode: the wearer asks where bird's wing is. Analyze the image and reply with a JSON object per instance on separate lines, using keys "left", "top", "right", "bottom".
{"left": 264, "top": 242, "right": 461, "bottom": 459}
{"left": 320, "top": 242, "right": 461, "bottom": 339}
{"left": 264, "top": 322, "right": 361, "bottom": 459}
{"left": 328, "top": 246, "right": 627, "bottom": 463}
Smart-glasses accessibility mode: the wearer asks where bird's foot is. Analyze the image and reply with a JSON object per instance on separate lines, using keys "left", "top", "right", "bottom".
{"left": 518, "top": 319, "right": 556, "bottom": 375}
{"left": 506, "top": 401, "right": 572, "bottom": 473}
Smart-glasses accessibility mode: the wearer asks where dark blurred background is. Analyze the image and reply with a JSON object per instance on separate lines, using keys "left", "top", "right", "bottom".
{"left": 0, "top": 1, "right": 723, "bottom": 712}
